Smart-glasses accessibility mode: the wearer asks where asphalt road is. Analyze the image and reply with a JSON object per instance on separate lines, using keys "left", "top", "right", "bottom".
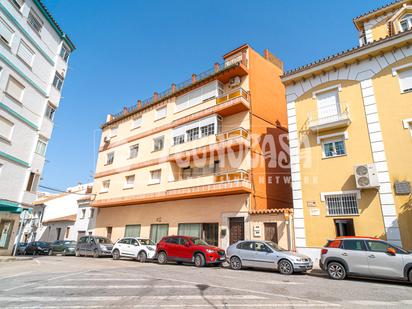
{"left": 0, "top": 256, "right": 411, "bottom": 308}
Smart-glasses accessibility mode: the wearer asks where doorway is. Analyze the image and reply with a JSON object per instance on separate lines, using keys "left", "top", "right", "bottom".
{"left": 264, "top": 223, "right": 278, "bottom": 243}
{"left": 229, "top": 217, "right": 244, "bottom": 245}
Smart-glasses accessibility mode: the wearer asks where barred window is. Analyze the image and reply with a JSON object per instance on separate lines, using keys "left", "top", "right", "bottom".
{"left": 129, "top": 144, "right": 139, "bottom": 159}
{"left": 201, "top": 124, "right": 215, "bottom": 137}
{"left": 186, "top": 127, "right": 199, "bottom": 141}
{"left": 153, "top": 136, "right": 164, "bottom": 151}
{"left": 106, "top": 152, "right": 114, "bottom": 165}
{"left": 325, "top": 193, "right": 358, "bottom": 216}
{"left": 173, "top": 135, "right": 185, "bottom": 145}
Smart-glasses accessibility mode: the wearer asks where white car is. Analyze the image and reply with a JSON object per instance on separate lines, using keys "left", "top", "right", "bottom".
{"left": 112, "top": 237, "right": 156, "bottom": 262}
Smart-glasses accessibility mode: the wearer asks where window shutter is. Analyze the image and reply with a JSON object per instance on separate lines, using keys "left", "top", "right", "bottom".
{"left": 156, "top": 106, "right": 167, "bottom": 119}
{"left": 17, "top": 41, "right": 34, "bottom": 66}
{"left": 398, "top": 68, "right": 412, "bottom": 92}
{"left": 132, "top": 117, "right": 142, "bottom": 128}
{"left": 316, "top": 89, "right": 340, "bottom": 120}
{"left": 0, "top": 18, "right": 14, "bottom": 45}
{"left": 6, "top": 77, "right": 25, "bottom": 101}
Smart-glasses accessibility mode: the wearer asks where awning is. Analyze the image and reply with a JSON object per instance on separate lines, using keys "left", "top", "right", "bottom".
{"left": 0, "top": 200, "right": 23, "bottom": 214}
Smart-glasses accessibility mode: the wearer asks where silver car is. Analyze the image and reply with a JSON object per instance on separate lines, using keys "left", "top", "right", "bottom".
{"left": 320, "top": 237, "right": 412, "bottom": 282}
{"left": 226, "top": 240, "right": 313, "bottom": 275}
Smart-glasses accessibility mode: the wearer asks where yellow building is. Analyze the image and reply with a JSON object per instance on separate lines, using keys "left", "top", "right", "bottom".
{"left": 91, "top": 45, "right": 293, "bottom": 249}
{"left": 281, "top": 0, "right": 412, "bottom": 261}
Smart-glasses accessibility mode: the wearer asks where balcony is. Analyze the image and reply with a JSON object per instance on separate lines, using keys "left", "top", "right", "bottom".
{"left": 308, "top": 105, "right": 351, "bottom": 132}
{"left": 92, "top": 170, "right": 252, "bottom": 208}
{"left": 169, "top": 128, "right": 250, "bottom": 162}
{"left": 215, "top": 88, "right": 250, "bottom": 116}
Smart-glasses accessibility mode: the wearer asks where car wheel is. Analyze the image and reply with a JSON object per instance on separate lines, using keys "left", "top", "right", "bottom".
{"left": 75, "top": 249, "right": 81, "bottom": 257}
{"left": 112, "top": 249, "right": 120, "bottom": 260}
{"left": 62, "top": 249, "right": 67, "bottom": 256}
{"left": 176, "top": 261, "right": 183, "bottom": 265}
{"left": 194, "top": 253, "right": 205, "bottom": 267}
{"left": 230, "top": 256, "right": 242, "bottom": 270}
{"left": 278, "top": 260, "right": 294, "bottom": 275}
{"left": 48, "top": 249, "right": 53, "bottom": 256}
{"left": 93, "top": 249, "right": 99, "bottom": 258}
{"left": 139, "top": 251, "right": 147, "bottom": 263}
{"left": 408, "top": 269, "right": 412, "bottom": 284}
{"left": 327, "top": 262, "right": 346, "bottom": 280}
{"left": 157, "top": 252, "right": 167, "bottom": 265}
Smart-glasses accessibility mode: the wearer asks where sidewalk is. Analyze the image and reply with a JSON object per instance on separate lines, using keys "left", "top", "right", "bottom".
{"left": 0, "top": 256, "right": 33, "bottom": 262}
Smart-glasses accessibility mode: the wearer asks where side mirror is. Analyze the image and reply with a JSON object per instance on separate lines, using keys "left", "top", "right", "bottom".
{"left": 387, "top": 247, "right": 396, "bottom": 256}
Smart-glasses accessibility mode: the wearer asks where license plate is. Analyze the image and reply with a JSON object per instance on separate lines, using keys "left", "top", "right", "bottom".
{"left": 219, "top": 257, "right": 226, "bottom": 261}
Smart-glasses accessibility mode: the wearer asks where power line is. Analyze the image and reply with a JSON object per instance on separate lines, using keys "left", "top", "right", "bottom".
{"left": 39, "top": 185, "right": 93, "bottom": 196}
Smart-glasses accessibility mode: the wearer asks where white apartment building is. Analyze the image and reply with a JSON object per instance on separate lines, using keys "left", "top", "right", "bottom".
{"left": 0, "top": 0, "right": 74, "bottom": 255}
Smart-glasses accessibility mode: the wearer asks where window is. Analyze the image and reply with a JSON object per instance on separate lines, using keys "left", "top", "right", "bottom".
{"left": 255, "top": 242, "right": 270, "bottom": 252}
{"left": 6, "top": 76, "right": 25, "bottom": 102}
{"left": 124, "top": 224, "right": 141, "bottom": 237}
{"left": 65, "top": 227, "right": 70, "bottom": 238}
{"left": 237, "top": 241, "right": 254, "bottom": 251}
{"left": 132, "top": 117, "right": 142, "bottom": 129}
{"left": 106, "top": 152, "right": 114, "bottom": 165}
{"left": 400, "top": 14, "right": 412, "bottom": 32}
{"left": 27, "top": 10, "right": 43, "bottom": 34}
{"left": 316, "top": 89, "right": 340, "bottom": 122}
{"left": 155, "top": 106, "right": 167, "bottom": 120}
{"left": 0, "top": 17, "right": 14, "bottom": 46}
{"left": 366, "top": 240, "right": 392, "bottom": 253}
{"left": 110, "top": 126, "right": 118, "bottom": 137}
{"left": 178, "top": 223, "right": 201, "bottom": 238}
{"left": 181, "top": 162, "right": 218, "bottom": 180}
{"left": 45, "top": 103, "right": 56, "bottom": 121}
{"left": 52, "top": 73, "right": 64, "bottom": 91}
{"left": 173, "top": 135, "right": 185, "bottom": 145}
{"left": 89, "top": 208, "right": 94, "bottom": 218}
{"left": 26, "top": 172, "right": 40, "bottom": 192}
{"left": 124, "top": 175, "right": 135, "bottom": 189}
{"left": 35, "top": 138, "right": 47, "bottom": 156}
{"left": 0, "top": 220, "right": 14, "bottom": 249}
{"left": 153, "top": 136, "right": 164, "bottom": 151}
{"left": 150, "top": 224, "right": 169, "bottom": 243}
{"left": 59, "top": 44, "right": 70, "bottom": 62}
{"left": 101, "top": 180, "right": 110, "bottom": 193}
{"left": 175, "top": 81, "right": 220, "bottom": 112}
{"left": 186, "top": 127, "right": 199, "bottom": 141}
{"left": 80, "top": 209, "right": 86, "bottom": 219}
{"left": 323, "top": 139, "right": 346, "bottom": 158}
{"left": 0, "top": 116, "right": 14, "bottom": 142}
{"left": 341, "top": 239, "right": 365, "bottom": 251}
{"left": 10, "top": 0, "right": 25, "bottom": 10}
{"left": 397, "top": 67, "right": 412, "bottom": 93}
{"left": 325, "top": 193, "right": 359, "bottom": 215}
{"left": 17, "top": 40, "right": 34, "bottom": 66}
{"left": 335, "top": 219, "right": 355, "bottom": 237}
{"left": 200, "top": 123, "right": 215, "bottom": 137}
{"left": 129, "top": 144, "right": 139, "bottom": 159}
{"left": 149, "top": 169, "right": 161, "bottom": 184}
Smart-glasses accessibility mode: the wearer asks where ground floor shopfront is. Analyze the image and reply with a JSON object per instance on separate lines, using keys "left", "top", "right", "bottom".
{"left": 0, "top": 210, "right": 20, "bottom": 256}
{"left": 93, "top": 194, "right": 292, "bottom": 249}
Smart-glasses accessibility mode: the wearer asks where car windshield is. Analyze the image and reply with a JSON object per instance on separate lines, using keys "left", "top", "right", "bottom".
{"left": 191, "top": 238, "right": 209, "bottom": 246}
{"left": 139, "top": 239, "right": 155, "bottom": 246}
{"left": 64, "top": 241, "right": 76, "bottom": 246}
{"left": 94, "top": 237, "right": 112, "bottom": 244}
{"left": 265, "top": 241, "right": 286, "bottom": 251}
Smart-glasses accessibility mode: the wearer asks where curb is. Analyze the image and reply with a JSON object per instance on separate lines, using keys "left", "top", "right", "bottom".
{"left": 0, "top": 257, "right": 33, "bottom": 262}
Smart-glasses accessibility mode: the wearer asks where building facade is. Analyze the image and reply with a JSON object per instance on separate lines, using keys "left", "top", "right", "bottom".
{"left": 281, "top": 0, "right": 412, "bottom": 261}
{"left": 92, "top": 45, "right": 293, "bottom": 248}
{"left": 23, "top": 184, "right": 95, "bottom": 242}
{"left": 0, "top": 0, "right": 74, "bottom": 255}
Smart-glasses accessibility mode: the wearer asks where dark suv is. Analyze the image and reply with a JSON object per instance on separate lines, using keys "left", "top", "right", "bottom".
{"left": 156, "top": 235, "right": 226, "bottom": 267}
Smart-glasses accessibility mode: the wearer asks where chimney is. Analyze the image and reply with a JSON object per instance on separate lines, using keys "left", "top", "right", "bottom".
{"left": 123, "top": 107, "right": 128, "bottom": 115}
{"left": 263, "top": 49, "right": 269, "bottom": 60}
{"left": 214, "top": 62, "right": 220, "bottom": 73}
{"left": 171, "top": 83, "right": 176, "bottom": 93}
{"left": 153, "top": 92, "right": 158, "bottom": 102}
{"left": 106, "top": 114, "right": 113, "bottom": 122}
{"left": 192, "top": 74, "right": 197, "bottom": 83}
{"left": 137, "top": 100, "right": 142, "bottom": 109}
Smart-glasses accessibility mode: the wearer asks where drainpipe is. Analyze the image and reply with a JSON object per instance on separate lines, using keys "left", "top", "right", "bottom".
{"left": 284, "top": 210, "right": 291, "bottom": 251}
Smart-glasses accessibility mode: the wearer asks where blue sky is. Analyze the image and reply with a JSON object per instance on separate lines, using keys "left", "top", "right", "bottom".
{"left": 41, "top": 0, "right": 394, "bottom": 191}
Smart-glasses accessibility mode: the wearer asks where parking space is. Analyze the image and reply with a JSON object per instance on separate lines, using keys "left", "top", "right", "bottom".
{"left": 0, "top": 256, "right": 411, "bottom": 308}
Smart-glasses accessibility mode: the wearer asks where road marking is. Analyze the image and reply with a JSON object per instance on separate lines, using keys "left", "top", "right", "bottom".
{"left": 0, "top": 271, "right": 32, "bottom": 280}
{"left": 348, "top": 300, "right": 412, "bottom": 306}
{"left": 2, "top": 305, "right": 336, "bottom": 309}
{"left": 64, "top": 278, "right": 150, "bottom": 281}
{"left": 35, "top": 285, "right": 200, "bottom": 289}
{"left": 215, "top": 274, "right": 301, "bottom": 285}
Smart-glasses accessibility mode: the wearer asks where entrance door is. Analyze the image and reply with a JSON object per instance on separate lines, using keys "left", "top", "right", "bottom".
{"left": 264, "top": 223, "right": 278, "bottom": 243}
{"left": 56, "top": 228, "right": 61, "bottom": 240}
{"left": 229, "top": 217, "right": 244, "bottom": 245}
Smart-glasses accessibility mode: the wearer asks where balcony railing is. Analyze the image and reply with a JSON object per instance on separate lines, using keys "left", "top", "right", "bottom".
{"left": 308, "top": 105, "right": 351, "bottom": 132}
{"left": 216, "top": 88, "right": 249, "bottom": 105}
{"left": 214, "top": 169, "right": 250, "bottom": 182}
{"left": 216, "top": 127, "right": 249, "bottom": 142}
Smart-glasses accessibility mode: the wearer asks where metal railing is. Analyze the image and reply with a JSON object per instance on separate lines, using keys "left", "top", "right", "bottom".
{"left": 326, "top": 193, "right": 359, "bottom": 216}
{"left": 308, "top": 104, "right": 350, "bottom": 128}
{"left": 110, "top": 57, "right": 246, "bottom": 122}
{"left": 216, "top": 127, "right": 249, "bottom": 142}
{"left": 215, "top": 169, "right": 250, "bottom": 183}
{"left": 216, "top": 88, "right": 249, "bottom": 105}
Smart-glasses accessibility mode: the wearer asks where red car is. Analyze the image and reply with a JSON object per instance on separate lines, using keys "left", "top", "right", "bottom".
{"left": 156, "top": 235, "right": 226, "bottom": 267}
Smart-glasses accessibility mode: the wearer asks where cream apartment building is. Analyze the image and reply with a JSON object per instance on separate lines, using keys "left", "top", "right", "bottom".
{"left": 0, "top": 0, "right": 74, "bottom": 255}
{"left": 281, "top": 0, "right": 412, "bottom": 260}
{"left": 92, "top": 45, "right": 293, "bottom": 248}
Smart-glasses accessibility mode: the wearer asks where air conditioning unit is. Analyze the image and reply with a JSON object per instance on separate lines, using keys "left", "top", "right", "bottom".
{"left": 229, "top": 76, "right": 241, "bottom": 88}
{"left": 104, "top": 136, "right": 111, "bottom": 143}
{"left": 354, "top": 164, "right": 379, "bottom": 189}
